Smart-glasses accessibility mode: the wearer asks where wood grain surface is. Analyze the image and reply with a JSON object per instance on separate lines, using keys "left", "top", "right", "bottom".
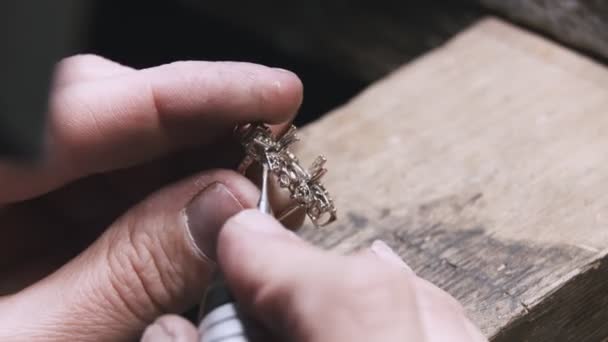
{"left": 294, "top": 18, "right": 608, "bottom": 341}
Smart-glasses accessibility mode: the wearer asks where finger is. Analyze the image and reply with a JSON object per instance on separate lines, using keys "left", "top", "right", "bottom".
{"left": 140, "top": 315, "right": 198, "bottom": 342}
{"left": 216, "top": 210, "right": 327, "bottom": 336}
{"left": 367, "top": 241, "right": 486, "bottom": 341}
{"left": 217, "top": 211, "right": 481, "bottom": 342}
{"left": 369, "top": 240, "right": 414, "bottom": 273}
{"left": 0, "top": 59, "right": 303, "bottom": 204}
{"left": 0, "top": 169, "right": 259, "bottom": 341}
{"left": 366, "top": 242, "right": 486, "bottom": 342}
{"left": 53, "top": 54, "right": 135, "bottom": 88}
{"left": 0, "top": 137, "right": 300, "bottom": 286}
{"left": 413, "top": 278, "right": 487, "bottom": 342}
{"left": 52, "top": 61, "right": 303, "bottom": 171}
{"left": 218, "top": 211, "right": 422, "bottom": 341}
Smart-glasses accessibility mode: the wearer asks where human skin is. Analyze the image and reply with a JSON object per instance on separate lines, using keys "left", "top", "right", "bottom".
{"left": 142, "top": 210, "right": 488, "bottom": 342}
{"left": 0, "top": 54, "right": 486, "bottom": 341}
{"left": 0, "top": 54, "right": 302, "bottom": 341}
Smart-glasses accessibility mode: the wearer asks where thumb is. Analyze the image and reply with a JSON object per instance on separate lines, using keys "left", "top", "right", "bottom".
{"left": 0, "top": 170, "right": 259, "bottom": 341}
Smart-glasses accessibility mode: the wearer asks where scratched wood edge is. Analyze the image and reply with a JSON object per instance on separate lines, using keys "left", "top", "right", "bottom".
{"left": 293, "top": 17, "right": 608, "bottom": 340}
{"left": 493, "top": 251, "right": 608, "bottom": 342}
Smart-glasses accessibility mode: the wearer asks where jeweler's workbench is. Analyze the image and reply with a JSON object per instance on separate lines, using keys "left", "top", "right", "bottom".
{"left": 291, "top": 18, "right": 608, "bottom": 341}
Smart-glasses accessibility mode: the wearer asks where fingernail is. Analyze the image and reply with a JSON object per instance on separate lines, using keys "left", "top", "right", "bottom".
{"left": 186, "top": 183, "right": 244, "bottom": 261}
{"left": 371, "top": 240, "right": 414, "bottom": 273}
{"left": 228, "top": 209, "right": 289, "bottom": 236}
{"left": 140, "top": 323, "right": 172, "bottom": 342}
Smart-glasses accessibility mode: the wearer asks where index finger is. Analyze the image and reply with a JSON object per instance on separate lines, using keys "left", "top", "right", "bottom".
{"left": 0, "top": 58, "right": 303, "bottom": 204}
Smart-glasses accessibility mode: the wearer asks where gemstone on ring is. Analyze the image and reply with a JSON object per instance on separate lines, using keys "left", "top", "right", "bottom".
{"left": 236, "top": 123, "right": 337, "bottom": 227}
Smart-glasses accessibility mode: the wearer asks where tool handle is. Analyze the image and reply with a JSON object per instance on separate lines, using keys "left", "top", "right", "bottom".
{"left": 199, "top": 163, "right": 273, "bottom": 341}
{"left": 198, "top": 273, "right": 250, "bottom": 342}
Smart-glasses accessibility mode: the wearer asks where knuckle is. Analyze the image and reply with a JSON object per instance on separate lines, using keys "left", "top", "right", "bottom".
{"left": 55, "top": 53, "right": 96, "bottom": 69}
{"left": 53, "top": 54, "right": 106, "bottom": 83}
{"left": 104, "top": 215, "right": 183, "bottom": 321}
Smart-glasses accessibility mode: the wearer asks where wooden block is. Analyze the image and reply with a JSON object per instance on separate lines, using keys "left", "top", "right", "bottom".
{"left": 478, "top": 0, "right": 608, "bottom": 61}
{"left": 295, "top": 17, "right": 608, "bottom": 341}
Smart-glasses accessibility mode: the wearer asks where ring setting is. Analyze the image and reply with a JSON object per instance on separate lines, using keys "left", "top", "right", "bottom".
{"left": 236, "top": 123, "right": 337, "bottom": 227}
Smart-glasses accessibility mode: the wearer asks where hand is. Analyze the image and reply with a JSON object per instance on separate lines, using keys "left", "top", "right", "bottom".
{"left": 0, "top": 54, "right": 303, "bottom": 341}
{"left": 142, "top": 210, "right": 488, "bottom": 342}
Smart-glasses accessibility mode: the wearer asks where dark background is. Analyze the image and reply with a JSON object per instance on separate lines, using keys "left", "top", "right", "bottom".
{"left": 85, "top": 0, "right": 368, "bottom": 126}
{"left": 4, "top": 1, "right": 605, "bottom": 159}
{"left": 0, "top": 0, "right": 483, "bottom": 157}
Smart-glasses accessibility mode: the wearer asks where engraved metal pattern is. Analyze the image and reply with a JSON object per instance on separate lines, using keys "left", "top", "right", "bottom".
{"left": 236, "top": 123, "right": 337, "bottom": 227}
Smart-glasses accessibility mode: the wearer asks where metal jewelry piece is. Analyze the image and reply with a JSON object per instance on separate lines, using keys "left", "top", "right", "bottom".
{"left": 236, "top": 123, "right": 337, "bottom": 227}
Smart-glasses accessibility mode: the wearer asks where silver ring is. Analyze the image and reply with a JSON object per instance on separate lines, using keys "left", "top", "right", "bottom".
{"left": 235, "top": 123, "right": 337, "bottom": 227}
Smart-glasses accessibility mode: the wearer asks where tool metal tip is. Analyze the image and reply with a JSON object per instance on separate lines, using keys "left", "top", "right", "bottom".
{"left": 257, "top": 164, "right": 273, "bottom": 215}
